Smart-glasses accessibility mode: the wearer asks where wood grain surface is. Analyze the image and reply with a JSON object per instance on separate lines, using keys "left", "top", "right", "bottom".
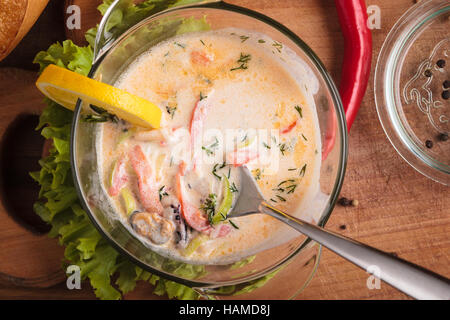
{"left": 0, "top": 0, "right": 448, "bottom": 300}
{"left": 0, "top": 68, "right": 66, "bottom": 288}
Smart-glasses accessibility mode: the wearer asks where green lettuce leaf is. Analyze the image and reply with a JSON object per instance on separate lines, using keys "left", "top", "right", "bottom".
{"left": 233, "top": 268, "right": 282, "bottom": 296}
{"left": 33, "top": 40, "right": 93, "bottom": 76}
{"left": 115, "top": 259, "right": 140, "bottom": 295}
{"left": 86, "top": 0, "right": 188, "bottom": 47}
{"left": 230, "top": 255, "right": 256, "bottom": 270}
{"left": 37, "top": 99, "right": 73, "bottom": 129}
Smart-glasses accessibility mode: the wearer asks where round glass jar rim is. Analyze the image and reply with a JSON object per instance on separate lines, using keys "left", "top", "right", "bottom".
{"left": 375, "top": 0, "right": 450, "bottom": 185}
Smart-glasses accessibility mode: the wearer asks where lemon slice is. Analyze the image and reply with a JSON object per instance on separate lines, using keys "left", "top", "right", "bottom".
{"left": 36, "top": 64, "right": 162, "bottom": 129}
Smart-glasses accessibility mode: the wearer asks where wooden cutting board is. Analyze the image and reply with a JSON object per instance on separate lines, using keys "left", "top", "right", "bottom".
{"left": 0, "top": 68, "right": 66, "bottom": 288}
{"left": 0, "top": 0, "right": 448, "bottom": 300}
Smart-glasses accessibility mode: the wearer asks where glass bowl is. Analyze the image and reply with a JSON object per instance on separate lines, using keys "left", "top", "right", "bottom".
{"left": 70, "top": 0, "right": 347, "bottom": 299}
{"left": 375, "top": 0, "right": 450, "bottom": 185}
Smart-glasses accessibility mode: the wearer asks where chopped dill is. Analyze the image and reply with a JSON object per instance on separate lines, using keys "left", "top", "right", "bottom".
{"left": 158, "top": 186, "right": 168, "bottom": 201}
{"left": 273, "top": 176, "right": 297, "bottom": 197}
{"left": 202, "top": 137, "right": 219, "bottom": 156}
{"left": 288, "top": 168, "right": 297, "bottom": 171}
{"left": 240, "top": 35, "right": 250, "bottom": 42}
{"left": 258, "top": 39, "right": 266, "bottom": 43}
{"left": 238, "top": 53, "right": 251, "bottom": 63}
{"left": 301, "top": 134, "right": 308, "bottom": 141}
{"left": 230, "top": 182, "right": 238, "bottom": 193}
{"left": 278, "top": 179, "right": 295, "bottom": 187}
{"left": 272, "top": 41, "right": 283, "bottom": 53}
{"left": 84, "top": 104, "right": 118, "bottom": 123}
{"left": 285, "top": 183, "right": 297, "bottom": 194}
{"left": 200, "top": 39, "right": 206, "bottom": 46}
{"left": 200, "top": 193, "right": 217, "bottom": 223}
{"left": 279, "top": 143, "right": 287, "bottom": 155}
{"left": 89, "top": 104, "right": 106, "bottom": 114}
{"left": 165, "top": 105, "right": 177, "bottom": 119}
{"left": 212, "top": 163, "right": 225, "bottom": 180}
{"left": 295, "top": 105, "right": 303, "bottom": 118}
{"left": 229, "top": 220, "right": 239, "bottom": 229}
{"left": 299, "top": 164, "right": 307, "bottom": 177}
{"left": 230, "top": 53, "right": 251, "bottom": 71}
{"left": 174, "top": 42, "right": 186, "bottom": 49}
{"left": 200, "top": 91, "right": 207, "bottom": 101}
{"left": 252, "top": 168, "right": 262, "bottom": 181}
{"left": 230, "top": 65, "right": 247, "bottom": 71}
{"left": 263, "top": 142, "right": 271, "bottom": 149}
{"left": 212, "top": 165, "right": 221, "bottom": 179}
{"left": 202, "top": 146, "right": 214, "bottom": 156}
{"left": 83, "top": 114, "right": 109, "bottom": 123}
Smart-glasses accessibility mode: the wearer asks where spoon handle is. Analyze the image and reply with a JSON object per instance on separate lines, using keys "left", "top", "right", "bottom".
{"left": 260, "top": 202, "right": 450, "bottom": 300}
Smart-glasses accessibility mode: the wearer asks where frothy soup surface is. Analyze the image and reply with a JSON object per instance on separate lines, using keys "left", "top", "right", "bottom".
{"left": 97, "top": 29, "right": 321, "bottom": 264}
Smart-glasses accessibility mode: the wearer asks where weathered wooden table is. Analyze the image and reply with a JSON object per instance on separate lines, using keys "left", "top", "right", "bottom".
{"left": 0, "top": 0, "right": 448, "bottom": 300}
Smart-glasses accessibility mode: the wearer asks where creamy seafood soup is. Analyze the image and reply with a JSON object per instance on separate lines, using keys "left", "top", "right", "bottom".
{"left": 97, "top": 29, "right": 322, "bottom": 265}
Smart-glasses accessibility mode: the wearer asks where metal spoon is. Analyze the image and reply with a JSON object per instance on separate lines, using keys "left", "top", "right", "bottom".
{"left": 227, "top": 166, "right": 450, "bottom": 300}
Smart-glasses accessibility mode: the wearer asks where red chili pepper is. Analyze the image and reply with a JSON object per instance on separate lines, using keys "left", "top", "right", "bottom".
{"left": 335, "top": 0, "right": 372, "bottom": 129}
{"left": 323, "top": 0, "right": 372, "bottom": 159}
{"left": 280, "top": 120, "right": 298, "bottom": 134}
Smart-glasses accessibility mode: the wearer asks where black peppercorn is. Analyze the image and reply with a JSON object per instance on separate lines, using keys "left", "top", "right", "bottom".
{"left": 444, "top": 80, "right": 450, "bottom": 89}
{"left": 425, "top": 140, "right": 433, "bottom": 148}
{"left": 442, "top": 90, "right": 449, "bottom": 100}
{"left": 438, "top": 133, "right": 449, "bottom": 142}
{"left": 424, "top": 69, "right": 432, "bottom": 77}
{"left": 436, "top": 59, "right": 446, "bottom": 68}
{"left": 339, "top": 225, "right": 347, "bottom": 230}
{"left": 338, "top": 197, "right": 352, "bottom": 206}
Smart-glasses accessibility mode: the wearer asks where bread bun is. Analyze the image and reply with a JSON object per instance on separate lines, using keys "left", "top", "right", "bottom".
{"left": 0, "top": 0, "right": 49, "bottom": 62}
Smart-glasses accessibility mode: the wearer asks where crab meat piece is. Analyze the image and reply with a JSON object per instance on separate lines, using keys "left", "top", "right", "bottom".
{"left": 176, "top": 162, "right": 232, "bottom": 239}
{"left": 189, "top": 99, "right": 208, "bottom": 165}
{"left": 129, "top": 145, "right": 163, "bottom": 215}
{"left": 227, "top": 149, "right": 259, "bottom": 167}
{"left": 190, "top": 50, "right": 213, "bottom": 66}
{"left": 176, "top": 168, "right": 211, "bottom": 233}
{"left": 280, "top": 120, "right": 297, "bottom": 134}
